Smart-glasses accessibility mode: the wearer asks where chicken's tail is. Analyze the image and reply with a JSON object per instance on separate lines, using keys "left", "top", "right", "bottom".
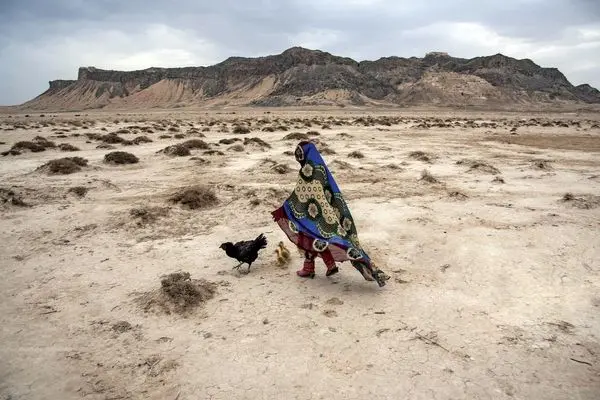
{"left": 254, "top": 233, "right": 268, "bottom": 250}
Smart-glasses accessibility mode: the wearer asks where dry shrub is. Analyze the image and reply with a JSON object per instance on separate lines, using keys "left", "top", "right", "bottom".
{"left": 492, "top": 176, "right": 505, "bottom": 184}
{"left": 348, "top": 150, "right": 365, "bottom": 159}
{"left": 132, "top": 136, "right": 153, "bottom": 144}
{"left": 272, "top": 164, "right": 292, "bottom": 174}
{"left": 243, "top": 137, "right": 271, "bottom": 149}
{"left": 135, "top": 272, "right": 217, "bottom": 315}
{"left": 38, "top": 157, "right": 88, "bottom": 175}
{"left": 261, "top": 126, "right": 275, "bottom": 132}
{"left": 182, "top": 139, "right": 210, "bottom": 150}
{"left": 219, "top": 138, "right": 241, "bottom": 145}
{"left": 307, "top": 130, "right": 320, "bottom": 136}
{"left": 203, "top": 149, "right": 225, "bottom": 156}
{"left": 561, "top": 193, "right": 600, "bottom": 209}
{"left": 531, "top": 159, "right": 553, "bottom": 170}
{"left": 448, "top": 191, "right": 468, "bottom": 200}
{"left": 332, "top": 159, "right": 353, "bottom": 170}
{"left": 101, "top": 133, "right": 125, "bottom": 144}
{"left": 159, "top": 134, "right": 172, "bottom": 139}
{"left": 0, "top": 188, "right": 28, "bottom": 207}
{"left": 320, "top": 146, "right": 337, "bottom": 155}
{"left": 174, "top": 133, "right": 185, "bottom": 139}
{"left": 162, "top": 144, "right": 191, "bottom": 157}
{"left": 170, "top": 186, "right": 218, "bottom": 210}
{"left": 336, "top": 132, "right": 353, "bottom": 139}
{"left": 468, "top": 162, "right": 500, "bottom": 174}
{"left": 104, "top": 151, "right": 139, "bottom": 164}
{"left": 283, "top": 132, "right": 309, "bottom": 141}
{"left": 233, "top": 125, "right": 251, "bottom": 134}
{"left": 96, "top": 144, "right": 116, "bottom": 150}
{"left": 68, "top": 186, "right": 88, "bottom": 197}
{"left": 420, "top": 169, "right": 439, "bottom": 184}
{"left": 58, "top": 143, "right": 80, "bottom": 151}
{"left": 229, "top": 144, "right": 245, "bottom": 152}
{"left": 130, "top": 206, "right": 170, "bottom": 226}
{"left": 11, "top": 141, "right": 47, "bottom": 153}
{"left": 409, "top": 151, "right": 435, "bottom": 162}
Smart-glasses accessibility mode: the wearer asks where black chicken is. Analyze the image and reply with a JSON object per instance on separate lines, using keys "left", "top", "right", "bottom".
{"left": 219, "top": 233, "right": 268, "bottom": 273}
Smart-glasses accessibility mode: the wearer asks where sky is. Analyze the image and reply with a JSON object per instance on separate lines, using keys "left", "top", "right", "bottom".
{"left": 1, "top": 0, "right": 599, "bottom": 105}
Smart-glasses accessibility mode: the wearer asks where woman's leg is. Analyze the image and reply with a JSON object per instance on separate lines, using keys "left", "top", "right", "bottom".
{"left": 322, "top": 250, "right": 339, "bottom": 276}
{"left": 297, "top": 251, "right": 316, "bottom": 278}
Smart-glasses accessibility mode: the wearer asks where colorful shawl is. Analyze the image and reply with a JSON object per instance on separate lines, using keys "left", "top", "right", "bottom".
{"left": 272, "top": 141, "right": 389, "bottom": 287}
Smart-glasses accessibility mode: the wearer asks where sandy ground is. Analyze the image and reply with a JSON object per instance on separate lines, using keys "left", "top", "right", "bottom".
{"left": 0, "top": 110, "right": 599, "bottom": 400}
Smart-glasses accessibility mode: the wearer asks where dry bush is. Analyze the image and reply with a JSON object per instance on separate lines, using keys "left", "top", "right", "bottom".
{"left": 419, "top": 169, "right": 440, "bottom": 184}
{"left": 348, "top": 150, "right": 365, "bottom": 159}
{"left": 174, "top": 133, "right": 185, "bottom": 139}
{"left": 243, "top": 137, "right": 271, "bottom": 149}
{"left": 58, "top": 143, "right": 80, "bottom": 151}
{"left": 0, "top": 188, "right": 28, "bottom": 207}
{"left": 283, "top": 132, "right": 309, "bottom": 141}
{"left": 170, "top": 186, "right": 218, "bottom": 210}
{"left": 135, "top": 272, "right": 217, "bottom": 315}
{"left": 96, "top": 144, "right": 116, "bottom": 150}
{"left": 129, "top": 206, "right": 170, "bottom": 226}
{"left": 11, "top": 141, "right": 47, "bottom": 153}
{"left": 219, "top": 138, "right": 241, "bottom": 145}
{"left": 132, "top": 136, "right": 153, "bottom": 144}
{"left": 448, "top": 191, "right": 468, "bottom": 200}
{"left": 101, "top": 133, "right": 125, "bottom": 144}
{"left": 561, "top": 193, "right": 600, "bottom": 209}
{"left": 68, "top": 186, "right": 88, "bottom": 197}
{"left": 203, "top": 150, "right": 225, "bottom": 156}
{"left": 159, "top": 134, "right": 172, "bottom": 139}
{"left": 182, "top": 139, "right": 210, "bottom": 150}
{"left": 272, "top": 164, "right": 292, "bottom": 174}
{"left": 468, "top": 162, "right": 500, "bottom": 174}
{"left": 492, "top": 176, "right": 505, "bottom": 184}
{"left": 261, "top": 126, "right": 276, "bottom": 132}
{"left": 38, "top": 157, "right": 88, "bottom": 175}
{"left": 85, "top": 132, "right": 103, "bottom": 140}
{"left": 531, "top": 159, "right": 553, "bottom": 170}
{"left": 307, "top": 130, "right": 320, "bottom": 136}
{"left": 162, "top": 144, "right": 191, "bottom": 157}
{"left": 229, "top": 144, "right": 245, "bottom": 152}
{"left": 233, "top": 125, "right": 251, "bottom": 134}
{"left": 409, "top": 151, "right": 435, "bottom": 162}
{"left": 104, "top": 151, "right": 139, "bottom": 164}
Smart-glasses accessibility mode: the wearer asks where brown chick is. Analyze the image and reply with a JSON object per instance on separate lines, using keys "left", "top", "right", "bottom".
{"left": 275, "top": 241, "right": 291, "bottom": 267}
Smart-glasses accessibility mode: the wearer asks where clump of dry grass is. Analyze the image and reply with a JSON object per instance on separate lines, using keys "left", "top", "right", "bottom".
{"left": 531, "top": 159, "right": 553, "bottom": 170}
{"left": 96, "top": 144, "right": 116, "bottom": 150}
{"left": 492, "top": 176, "right": 505, "bottom": 184}
{"left": 468, "top": 162, "right": 500, "bottom": 174}
{"left": 101, "top": 133, "right": 125, "bottom": 144}
{"left": 448, "top": 191, "right": 468, "bottom": 200}
{"left": 159, "top": 134, "right": 172, "bottom": 139}
{"left": 229, "top": 144, "right": 245, "bottom": 152}
{"left": 11, "top": 141, "right": 47, "bottom": 153}
{"left": 272, "top": 164, "right": 292, "bottom": 174}
{"left": 219, "top": 138, "right": 241, "bottom": 145}
{"left": 129, "top": 206, "right": 170, "bottom": 226}
{"left": 162, "top": 144, "right": 191, "bottom": 157}
{"left": 182, "top": 139, "right": 210, "bottom": 150}
{"left": 561, "top": 193, "right": 600, "bottom": 209}
{"left": 0, "top": 188, "right": 28, "bottom": 207}
{"left": 135, "top": 272, "right": 217, "bottom": 315}
{"left": 283, "top": 132, "right": 309, "bottom": 141}
{"left": 348, "top": 150, "right": 365, "bottom": 159}
{"left": 174, "top": 133, "right": 185, "bottom": 139}
{"left": 409, "top": 151, "right": 435, "bottom": 163}
{"left": 132, "top": 136, "right": 153, "bottom": 144}
{"left": 38, "top": 157, "right": 88, "bottom": 175}
{"left": 419, "top": 169, "right": 440, "bottom": 184}
{"left": 58, "top": 143, "right": 80, "bottom": 152}
{"left": 243, "top": 137, "right": 271, "bottom": 149}
{"left": 68, "top": 186, "right": 88, "bottom": 197}
{"left": 169, "top": 186, "right": 218, "bottom": 210}
{"left": 104, "top": 151, "right": 139, "bottom": 164}
{"left": 232, "top": 125, "right": 251, "bottom": 134}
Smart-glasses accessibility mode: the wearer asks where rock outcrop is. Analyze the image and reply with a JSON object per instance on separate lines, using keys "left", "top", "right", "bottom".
{"left": 19, "top": 47, "right": 600, "bottom": 110}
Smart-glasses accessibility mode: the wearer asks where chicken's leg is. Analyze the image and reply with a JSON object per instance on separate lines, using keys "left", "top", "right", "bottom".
{"left": 232, "top": 261, "right": 244, "bottom": 270}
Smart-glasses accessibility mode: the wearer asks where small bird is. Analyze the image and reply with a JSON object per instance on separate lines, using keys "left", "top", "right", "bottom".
{"left": 219, "top": 233, "right": 268, "bottom": 273}
{"left": 275, "top": 241, "right": 291, "bottom": 267}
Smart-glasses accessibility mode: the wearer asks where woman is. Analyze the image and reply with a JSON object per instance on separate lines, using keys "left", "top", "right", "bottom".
{"left": 272, "top": 141, "right": 389, "bottom": 287}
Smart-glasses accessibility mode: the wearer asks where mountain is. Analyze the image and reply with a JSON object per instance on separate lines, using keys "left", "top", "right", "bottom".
{"left": 17, "top": 47, "right": 600, "bottom": 110}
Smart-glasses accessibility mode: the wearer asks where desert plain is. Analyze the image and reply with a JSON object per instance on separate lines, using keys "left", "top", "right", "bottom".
{"left": 0, "top": 109, "right": 599, "bottom": 400}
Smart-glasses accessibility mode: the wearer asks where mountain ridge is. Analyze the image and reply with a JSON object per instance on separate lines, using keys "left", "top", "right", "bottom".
{"left": 18, "top": 47, "right": 600, "bottom": 110}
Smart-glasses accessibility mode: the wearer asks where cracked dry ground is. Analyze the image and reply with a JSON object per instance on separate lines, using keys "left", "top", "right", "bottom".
{"left": 0, "top": 110, "right": 599, "bottom": 400}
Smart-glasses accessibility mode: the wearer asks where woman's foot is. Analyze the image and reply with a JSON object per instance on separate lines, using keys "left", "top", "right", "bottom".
{"left": 325, "top": 265, "right": 339, "bottom": 277}
{"left": 297, "top": 258, "right": 315, "bottom": 278}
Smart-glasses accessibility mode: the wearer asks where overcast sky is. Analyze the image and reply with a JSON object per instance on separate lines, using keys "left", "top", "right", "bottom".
{"left": 1, "top": 0, "right": 599, "bottom": 105}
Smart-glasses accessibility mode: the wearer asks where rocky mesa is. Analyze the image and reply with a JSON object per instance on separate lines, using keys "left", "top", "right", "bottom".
{"left": 18, "top": 47, "right": 600, "bottom": 110}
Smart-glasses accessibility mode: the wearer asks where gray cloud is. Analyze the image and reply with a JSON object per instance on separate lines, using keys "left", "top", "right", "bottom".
{"left": 1, "top": 0, "right": 599, "bottom": 105}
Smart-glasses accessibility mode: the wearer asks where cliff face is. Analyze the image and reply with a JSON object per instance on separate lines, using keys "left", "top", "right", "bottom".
{"left": 20, "top": 47, "right": 600, "bottom": 110}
